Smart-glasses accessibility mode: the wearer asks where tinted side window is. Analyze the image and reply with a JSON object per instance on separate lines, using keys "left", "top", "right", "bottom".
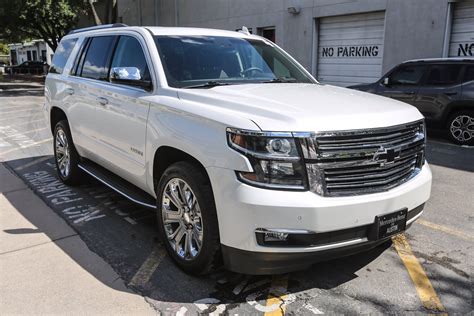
{"left": 389, "top": 65, "right": 426, "bottom": 85}
{"left": 464, "top": 65, "right": 474, "bottom": 83}
{"left": 81, "top": 36, "right": 116, "bottom": 80}
{"left": 110, "top": 36, "right": 150, "bottom": 81}
{"left": 50, "top": 38, "right": 78, "bottom": 74}
{"left": 426, "top": 64, "right": 462, "bottom": 85}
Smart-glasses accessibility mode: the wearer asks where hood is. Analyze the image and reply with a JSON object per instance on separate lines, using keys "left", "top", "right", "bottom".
{"left": 177, "top": 83, "right": 423, "bottom": 132}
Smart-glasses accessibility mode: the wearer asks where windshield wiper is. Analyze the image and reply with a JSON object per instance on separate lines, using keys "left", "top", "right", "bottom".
{"left": 184, "top": 81, "right": 233, "bottom": 89}
{"left": 262, "top": 77, "right": 298, "bottom": 83}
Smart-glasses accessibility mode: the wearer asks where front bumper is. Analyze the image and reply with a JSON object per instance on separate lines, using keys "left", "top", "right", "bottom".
{"left": 222, "top": 204, "right": 423, "bottom": 274}
{"left": 206, "top": 163, "right": 432, "bottom": 274}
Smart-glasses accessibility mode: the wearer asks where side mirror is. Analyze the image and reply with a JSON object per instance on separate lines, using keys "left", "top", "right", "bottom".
{"left": 383, "top": 77, "right": 390, "bottom": 86}
{"left": 110, "top": 67, "right": 152, "bottom": 91}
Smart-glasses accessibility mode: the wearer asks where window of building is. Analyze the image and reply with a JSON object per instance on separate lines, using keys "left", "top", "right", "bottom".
{"left": 32, "top": 51, "right": 37, "bottom": 61}
{"left": 110, "top": 36, "right": 150, "bottom": 83}
{"left": 41, "top": 50, "right": 47, "bottom": 62}
{"left": 50, "top": 38, "right": 78, "bottom": 74}
{"left": 80, "top": 36, "right": 116, "bottom": 80}
{"left": 27, "top": 51, "right": 32, "bottom": 61}
{"left": 258, "top": 27, "right": 276, "bottom": 43}
{"left": 425, "top": 64, "right": 462, "bottom": 85}
{"left": 389, "top": 65, "right": 426, "bottom": 85}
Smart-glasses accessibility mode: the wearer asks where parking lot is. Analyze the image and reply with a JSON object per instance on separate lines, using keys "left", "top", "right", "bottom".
{"left": 0, "top": 80, "right": 472, "bottom": 314}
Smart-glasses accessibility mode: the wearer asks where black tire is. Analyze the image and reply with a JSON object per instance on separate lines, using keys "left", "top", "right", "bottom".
{"left": 156, "top": 161, "right": 221, "bottom": 275}
{"left": 53, "top": 120, "right": 83, "bottom": 185}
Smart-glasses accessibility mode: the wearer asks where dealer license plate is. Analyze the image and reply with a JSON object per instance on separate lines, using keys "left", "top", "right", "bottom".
{"left": 374, "top": 209, "right": 408, "bottom": 239}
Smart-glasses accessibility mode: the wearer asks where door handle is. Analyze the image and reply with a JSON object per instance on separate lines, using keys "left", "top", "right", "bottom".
{"left": 97, "top": 97, "right": 108, "bottom": 106}
{"left": 444, "top": 92, "right": 458, "bottom": 96}
{"left": 65, "top": 88, "right": 74, "bottom": 95}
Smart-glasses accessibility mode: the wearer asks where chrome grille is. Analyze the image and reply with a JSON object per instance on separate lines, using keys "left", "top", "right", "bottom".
{"left": 301, "top": 120, "right": 426, "bottom": 196}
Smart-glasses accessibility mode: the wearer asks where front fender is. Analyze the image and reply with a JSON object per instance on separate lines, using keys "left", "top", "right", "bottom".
{"left": 144, "top": 96, "right": 257, "bottom": 195}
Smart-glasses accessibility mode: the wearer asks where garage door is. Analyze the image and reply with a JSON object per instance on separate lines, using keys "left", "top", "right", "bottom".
{"left": 316, "top": 11, "right": 385, "bottom": 87}
{"left": 449, "top": 0, "right": 474, "bottom": 57}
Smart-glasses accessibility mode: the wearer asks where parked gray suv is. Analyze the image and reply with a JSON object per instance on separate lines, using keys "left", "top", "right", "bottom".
{"left": 350, "top": 58, "right": 474, "bottom": 145}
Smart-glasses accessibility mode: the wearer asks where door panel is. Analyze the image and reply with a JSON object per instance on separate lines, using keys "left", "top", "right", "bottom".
{"left": 95, "top": 84, "right": 150, "bottom": 186}
{"left": 376, "top": 64, "right": 427, "bottom": 105}
{"left": 69, "top": 35, "right": 117, "bottom": 159}
{"left": 378, "top": 84, "right": 418, "bottom": 105}
{"left": 93, "top": 35, "right": 153, "bottom": 189}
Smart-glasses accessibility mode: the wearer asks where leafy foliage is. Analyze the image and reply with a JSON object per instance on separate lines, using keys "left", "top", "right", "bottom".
{"left": 0, "top": 42, "right": 9, "bottom": 55}
{"left": 0, "top": 0, "right": 87, "bottom": 51}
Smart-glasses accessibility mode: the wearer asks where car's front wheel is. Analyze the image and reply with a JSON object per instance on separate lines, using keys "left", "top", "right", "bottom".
{"left": 156, "top": 161, "right": 220, "bottom": 275}
{"left": 447, "top": 111, "right": 474, "bottom": 146}
{"left": 53, "top": 120, "right": 82, "bottom": 185}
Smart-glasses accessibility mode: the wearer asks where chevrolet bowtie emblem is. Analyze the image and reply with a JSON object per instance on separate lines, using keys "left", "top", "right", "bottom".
{"left": 372, "top": 146, "right": 401, "bottom": 165}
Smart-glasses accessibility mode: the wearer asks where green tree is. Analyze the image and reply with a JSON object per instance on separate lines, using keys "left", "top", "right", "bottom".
{"left": 0, "top": 42, "right": 9, "bottom": 55}
{"left": 0, "top": 0, "right": 87, "bottom": 51}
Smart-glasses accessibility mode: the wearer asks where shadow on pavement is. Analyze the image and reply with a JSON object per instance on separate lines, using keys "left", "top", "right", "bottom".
{"left": 3, "top": 155, "right": 395, "bottom": 313}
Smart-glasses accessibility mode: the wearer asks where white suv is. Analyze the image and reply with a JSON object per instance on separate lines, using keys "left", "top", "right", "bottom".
{"left": 45, "top": 24, "right": 432, "bottom": 275}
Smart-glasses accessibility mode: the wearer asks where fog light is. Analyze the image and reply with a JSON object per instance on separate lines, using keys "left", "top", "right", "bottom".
{"left": 264, "top": 232, "right": 289, "bottom": 242}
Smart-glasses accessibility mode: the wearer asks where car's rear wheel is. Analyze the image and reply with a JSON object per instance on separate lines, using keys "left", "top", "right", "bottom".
{"left": 447, "top": 111, "right": 474, "bottom": 146}
{"left": 156, "top": 161, "right": 220, "bottom": 275}
{"left": 54, "top": 120, "right": 82, "bottom": 185}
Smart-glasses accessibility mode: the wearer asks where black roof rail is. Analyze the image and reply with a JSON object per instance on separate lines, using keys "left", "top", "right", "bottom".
{"left": 68, "top": 23, "right": 128, "bottom": 35}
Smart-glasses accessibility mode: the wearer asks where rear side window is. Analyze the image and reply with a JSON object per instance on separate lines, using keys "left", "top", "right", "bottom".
{"left": 80, "top": 36, "right": 116, "bottom": 80}
{"left": 389, "top": 65, "right": 426, "bottom": 85}
{"left": 464, "top": 65, "right": 474, "bottom": 83}
{"left": 49, "top": 38, "right": 78, "bottom": 74}
{"left": 425, "top": 64, "right": 462, "bottom": 86}
{"left": 110, "top": 36, "right": 150, "bottom": 81}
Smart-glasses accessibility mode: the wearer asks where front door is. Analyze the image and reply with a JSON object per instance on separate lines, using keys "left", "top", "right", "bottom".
{"left": 67, "top": 35, "right": 117, "bottom": 157}
{"left": 377, "top": 64, "right": 427, "bottom": 105}
{"left": 94, "top": 35, "right": 153, "bottom": 189}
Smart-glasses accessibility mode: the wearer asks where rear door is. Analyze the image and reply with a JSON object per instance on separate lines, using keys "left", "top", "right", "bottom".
{"left": 66, "top": 35, "right": 117, "bottom": 157}
{"left": 414, "top": 63, "right": 463, "bottom": 122}
{"left": 93, "top": 34, "right": 153, "bottom": 188}
{"left": 377, "top": 64, "right": 426, "bottom": 105}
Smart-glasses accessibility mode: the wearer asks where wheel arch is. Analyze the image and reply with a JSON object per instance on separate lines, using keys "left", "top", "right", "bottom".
{"left": 443, "top": 101, "right": 474, "bottom": 125}
{"left": 152, "top": 146, "right": 212, "bottom": 193}
{"left": 50, "top": 106, "right": 68, "bottom": 134}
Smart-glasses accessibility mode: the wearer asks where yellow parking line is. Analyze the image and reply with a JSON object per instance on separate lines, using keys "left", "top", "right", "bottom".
{"left": 128, "top": 248, "right": 164, "bottom": 287}
{"left": 392, "top": 234, "right": 445, "bottom": 313}
{"left": 416, "top": 219, "right": 473, "bottom": 241}
{"left": 265, "top": 275, "right": 289, "bottom": 316}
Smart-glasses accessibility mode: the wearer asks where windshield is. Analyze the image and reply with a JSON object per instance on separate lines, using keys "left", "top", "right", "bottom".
{"left": 154, "top": 35, "right": 315, "bottom": 88}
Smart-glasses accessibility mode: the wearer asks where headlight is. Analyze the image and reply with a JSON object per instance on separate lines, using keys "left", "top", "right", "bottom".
{"left": 226, "top": 128, "right": 307, "bottom": 190}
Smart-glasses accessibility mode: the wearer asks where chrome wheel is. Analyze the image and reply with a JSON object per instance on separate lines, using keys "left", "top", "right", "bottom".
{"left": 161, "top": 178, "right": 204, "bottom": 260}
{"left": 450, "top": 115, "right": 474, "bottom": 142}
{"left": 55, "top": 128, "right": 70, "bottom": 178}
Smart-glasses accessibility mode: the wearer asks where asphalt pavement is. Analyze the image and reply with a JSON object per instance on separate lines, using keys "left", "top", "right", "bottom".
{"left": 0, "top": 79, "right": 472, "bottom": 315}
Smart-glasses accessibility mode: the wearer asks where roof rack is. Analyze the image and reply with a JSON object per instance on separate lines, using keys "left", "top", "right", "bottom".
{"left": 68, "top": 23, "right": 128, "bottom": 35}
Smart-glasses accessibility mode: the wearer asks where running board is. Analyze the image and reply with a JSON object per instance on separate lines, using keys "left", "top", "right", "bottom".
{"left": 78, "top": 160, "right": 157, "bottom": 209}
